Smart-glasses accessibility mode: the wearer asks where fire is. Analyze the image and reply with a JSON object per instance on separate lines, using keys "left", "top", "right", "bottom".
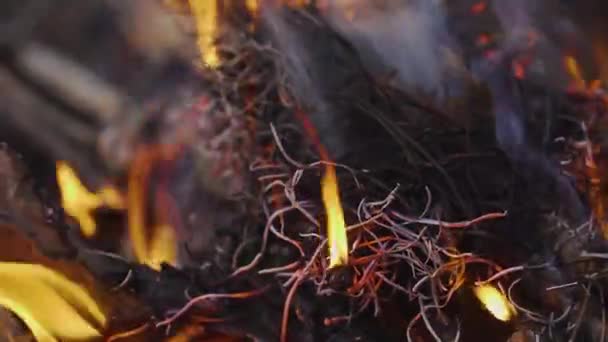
{"left": 146, "top": 224, "right": 178, "bottom": 271}
{"left": 564, "top": 55, "right": 586, "bottom": 89}
{"left": 245, "top": 0, "right": 258, "bottom": 15}
{"left": 0, "top": 262, "right": 106, "bottom": 341}
{"left": 57, "top": 151, "right": 178, "bottom": 270}
{"left": 321, "top": 164, "right": 348, "bottom": 268}
{"left": 128, "top": 146, "right": 180, "bottom": 270}
{"left": 474, "top": 284, "right": 516, "bottom": 322}
{"left": 188, "top": 0, "right": 220, "bottom": 67}
{"left": 56, "top": 161, "right": 124, "bottom": 237}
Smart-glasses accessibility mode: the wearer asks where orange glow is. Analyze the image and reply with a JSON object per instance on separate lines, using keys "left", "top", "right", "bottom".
{"left": 0, "top": 262, "right": 106, "bottom": 341}
{"left": 476, "top": 34, "right": 490, "bottom": 46}
{"left": 513, "top": 61, "right": 525, "bottom": 80}
{"left": 321, "top": 164, "right": 348, "bottom": 268}
{"left": 56, "top": 161, "right": 124, "bottom": 237}
{"left": 189, "top": 0, "right": 219, "bottom": 68}
{"left": 474, "top": 284, "right": 515, "bottom": 322}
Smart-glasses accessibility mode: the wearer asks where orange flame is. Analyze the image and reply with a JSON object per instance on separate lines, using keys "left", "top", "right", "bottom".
{"left": 474, "top": 284, "right": 516, "bottom": 322}
{"left": 189, "top": 0, "right": 220, "bottom": 67}
{"left": 128, "top": 145, "right": 179, "bottom": 270}
{"left": 56, "top": 161, "right": 124, "bottom": 237}
{"left": 321, "top": 164, "right": 348, "bottom": 268}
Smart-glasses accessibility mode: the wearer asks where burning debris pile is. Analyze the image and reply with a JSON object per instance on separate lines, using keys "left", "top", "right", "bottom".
{"left": 1, "top": 0, "right": 608, "bottom": 341}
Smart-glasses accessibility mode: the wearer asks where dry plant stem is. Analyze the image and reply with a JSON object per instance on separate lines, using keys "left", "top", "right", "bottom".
{"left": 270, "top": 123, "right": 305, "bottom": 169}
{"left": 391, "top": 210, "right": 507, "bottom": 229}
{"left": 231, "top": 205, "right": 297, "bottom": 277}
{"left": 155, "top": 288, "right": 268, "bottom": 328}
{"left": 475, "top": 265, "right": 526, "bottom": 285}
{"left": 419, "top": 297, "right": 443, "bottom": 342}
{"left": 231, "top": 238, "right": 255, "bottom": 269}
{"left": 107, "top": 323, "right": 151, "bottom": 342}
{"left": 476, "top": 262, "right": 551, "bottom": 285}
{"left": 258, "top": 261, "right": 301, "bottom": 275}
{"left": 111, "top": 269, "right": 134, "bottom": 291}
{"left": 281, "top": 270, "right": 305, "bottom": 342}
{"left": 406, "top": 313, "right": 423, "bottom": 342}
{"left": 546, "top": 281, "right": 579, "bottom": 291}
{"left": 568, "top": 283, "right": 590, "bottom": 342}
{"left": 507, "top": 278, "right": 572, "bottom": 325}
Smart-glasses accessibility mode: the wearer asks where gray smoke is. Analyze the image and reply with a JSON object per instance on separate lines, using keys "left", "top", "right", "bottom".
{"left": 324, "top": 0, "right": 466, "bottom": 97}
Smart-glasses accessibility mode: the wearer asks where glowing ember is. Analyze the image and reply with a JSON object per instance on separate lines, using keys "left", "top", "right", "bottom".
{"left": 321, "top": 164, "right": 348, "bottom": 268}
{"left": 476, "top": 34, "right": 491, "bottom": 47}
{"left": 188, "top": 0, "right": 219, "bottom": 68}
{"left": 0, "top": 262, "right": 106, "bottom": 341}
{"left": 471, "top": 2, "right": 487, "bottom": 15}
{"left": 56, "top": 161, "right": 124, "bottom": 237}
{"left": 512, "top": 61, "right": 526, "bottom": 80}
{"left": 474, "top": 284, "right": 516, "bottom": 322}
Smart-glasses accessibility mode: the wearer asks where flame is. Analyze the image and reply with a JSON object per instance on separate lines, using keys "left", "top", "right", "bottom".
{"left": 0, "top": 262, "right": 106, "bottom": 341}
{"left": 321, "top": 164, "right": 348, "bottom": 268}
{"left": 56, "top": 161, "right": 124, "bottom": 237}
{"left": 245, "top": 0, "right": 258, "bottom": 15}
{"left": 146, "top": 224, "right": 178, "bottom": 271}
{"left": 474, "top": 284, "right": 516, "bottom": 322}
{"left": 128, "top": 146, "right": 180, "bottom": 270}
{"left": 564, "top": 55, "right": 586, "bottom": 89}
{"left": 189, "top": 0, "right": 220, "bottom": 68}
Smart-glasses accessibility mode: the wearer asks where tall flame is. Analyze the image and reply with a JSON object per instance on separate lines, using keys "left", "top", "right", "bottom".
{"left": 474, "top": 284, "right": 516, "bottom": 322}
{"left": 56, "top": 161, "right": 124, "bottom": 237}
{"left": 189, "top": 0, "right": 220, "bottom": 68}
{"left": 128, "top": 146, "right": 179, "bottom": 271}
{"left": 321, "top": 164, "right": 349, "bottom": 268}
{"left": 0, "top": 262, "right": 106, "bottom": 341}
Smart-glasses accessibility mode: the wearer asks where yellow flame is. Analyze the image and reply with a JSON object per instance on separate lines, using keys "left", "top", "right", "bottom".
{"left": 474, "top": 284, "right": 516, "bottom": 322}
{"left": 245, "top": 0, "right": 258, "bottom": 14}
{"left": 146, "top": 224, "right": 178, "bottom": 271}
{"left": 56, "top": 161, "right": 124, "bottom": 237}
{"left": 321, "top": 165, "right": 349, "bottom": 268}
{"left": 0, "top": 262, "right": 106, "bottom": 341}
{"left": 564, "top": 55, "right": 586, "bottom": 88}
{"left": 189, "top": 0, "right": 220, "bottom": 68}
